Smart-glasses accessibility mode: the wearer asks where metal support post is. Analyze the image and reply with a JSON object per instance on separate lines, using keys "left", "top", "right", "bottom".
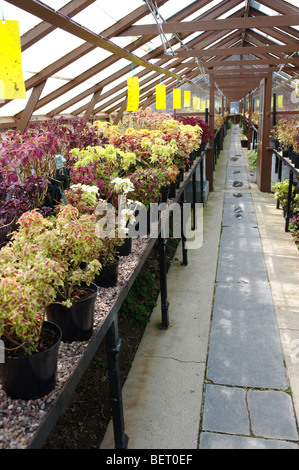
{"left": 276, "top": 158, "right": 282, "bottom": 209}
{"left": 191, "top": 172, "right": 196, "bottom": 231}
{"left": 285, "top": 170, "right": 294, "bottom": 232}
{"left": 105, "top": 318, "right": 128, "bottom": 449}
{"left": 200, "top": 158, "right": 204, "bottom": 207}
{"left": 180, "top": 192, "right": 188, "bottom": 266}
{"left": 158, "top": 233, "right": 169, "bottom": 329}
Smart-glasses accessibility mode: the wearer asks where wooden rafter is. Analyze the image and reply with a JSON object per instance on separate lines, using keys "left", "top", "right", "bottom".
{"left": 175, "top": 44, "right": 299, "bottom": 58}
{"left": 118, "top": 14, "right": 299, "bottom": 36}
{"left": 1, "top": 0, "right": 299, "bottom": 124}
{"left": 21, "top": 0, "right": 96, "bottom": 51}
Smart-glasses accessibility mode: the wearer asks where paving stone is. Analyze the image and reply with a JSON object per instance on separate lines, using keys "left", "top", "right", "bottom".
{"left": 224, "top": 192, "right": 253, "bottom": 203}
{"left": 202, "top": 384, "right": 250, "bottom": 435}
{"left": 222, "top": 201, "right": 257, "bottom": 226}
{"left": 199, "top": 432, "right": 298, "bottom": 449}
{"left": 206, "top": 282, "right": 288, "bottom": 389}
{"left": 247, "top": 390, "right": 298, "bottom": 441}
{"left": 216, "top": 227, "right": 267, "bottom": 282}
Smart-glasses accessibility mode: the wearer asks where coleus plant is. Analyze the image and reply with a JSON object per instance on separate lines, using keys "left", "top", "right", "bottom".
{"left": 174, "top": 115, "right": 212, "bottom": 144}
{"left": 58, "top": 184, "right": 100, "bottom": 215}
{"left": 127, "top": 168, "right": 165, "bottom": 210}
{"left": 0, "top": 127, "right": 60, "bottom": 184}
{"left": 7, "top": 206, "right": 102, "bottom": 308}
{"left": 0, "top": 175, "right": 51, "bottom": 247}
{"left": 271, "top": 118, "right": 299, "bottom": 152}
{"left": 0, "top": 237, "right": 66, "bottom": 355}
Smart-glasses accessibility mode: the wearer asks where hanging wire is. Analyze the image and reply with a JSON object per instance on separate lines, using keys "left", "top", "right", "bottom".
{"left": 1, "top": 0, "right": 5, "bottom": 24}
{"left": 143, "top": 0, "right": 210, "bottom": 86}
{"left": 143, "top": 0, "right": 176, "bottom": 56}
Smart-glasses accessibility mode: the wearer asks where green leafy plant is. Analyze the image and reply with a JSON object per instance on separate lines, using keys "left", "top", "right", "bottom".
{"left": 273, "top": 179, "right": 299, "bottom": 212}
{"left": 248, "top": 149, "right": 257, "bottom": 170}
{"left": 128, "top": 168, "right": 165, "bottom": 210}
{"left": 7, "top": 207, "right": 102, "bottom": 307}
{"left": 271, "top": 118, "right": 299, "bottom": 152}
{"left": 289, "top": 212, "right": 299, "bottom": 248}
{"left": 57, "top": 183, "right": 100, "bottom": 215}
{"left": 0, "top": 242, "right": 66, "bottom": 355}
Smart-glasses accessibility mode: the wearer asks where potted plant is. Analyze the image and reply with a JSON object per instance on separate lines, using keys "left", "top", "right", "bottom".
{"left": 0, "top": 240, "right": 65, "bottom": 399}
{"left": 93, "top": 237, "right": 122, "bottom": 287}
{"left": 289, "top": 212, "right": 299, "bottom": 249}
{"left": 248, "top": 149, "right": 257, "bottom": 182}
{"left": 10, "top": 207, "right": 102, "bottom": 341}
{"left": 127, "top": 168, "right": 164, "bottom": 211}
{"left": 57, "top": 183, "right": 100, "bottom": 215}
{"left": 273, "top": 179, "right": 299, "bottom": 216}
{"left": 271, "top": 118, "right": 299, "bottom": 157}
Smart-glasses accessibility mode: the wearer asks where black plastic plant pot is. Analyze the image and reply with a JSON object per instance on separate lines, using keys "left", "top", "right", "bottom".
{"left": 161, "top": 185, "right": 169, "bottom": 203}
{"left": 94, "top": 258, "right": 119, "bottom": 288}
{"left": 0, "top": 321, "right": 62, "bottom": 400}
{"left": 117, "top": 237, "right": 132, "bottom": 257}
{"left": 168, "top": 182, "right": 176, "bottom": 198}
{"left": 46, "top": 282, "right": 97, "bottom": 342}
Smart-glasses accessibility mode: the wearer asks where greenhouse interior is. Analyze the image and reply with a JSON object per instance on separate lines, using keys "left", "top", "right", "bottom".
{"left": 0, "top": 0, "right": 298, "bottom": 452}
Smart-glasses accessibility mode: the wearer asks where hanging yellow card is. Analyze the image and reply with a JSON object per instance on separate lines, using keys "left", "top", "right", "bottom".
{"left": 127, "top": 76, "right": 139, "bottom": 111}
{"left": 200, "top": 100, "right": 206, "bottom": 111}
{"left": 156, "top": 83, "right": 166, "bottom": 110}
{"left": 192, "top": 96, "right": 197, "bottom": 110}
{"left": 277, "top": 95, "right": 283, "bottom": 108}
{"left": 184, "top": 90, "right": 191, "bottom": 108}
{"left": 173, "top": 88, "right": 181, "bottom": 109}
{"left": 0, "top": 20, "right": 26, "bottom": 99}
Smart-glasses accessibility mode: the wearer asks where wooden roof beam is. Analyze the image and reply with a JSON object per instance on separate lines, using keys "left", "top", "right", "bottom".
{"left": 21, "top": 0, "right": 96, "bottom": 51}
{"left": 118, "top": 14, "right": 299, "bottom": 36}
{"left": 176, "top": 44, "right": 299, "bottom": 57}
{"left": 200, "top": 58, "right": 299, "bottom": 68}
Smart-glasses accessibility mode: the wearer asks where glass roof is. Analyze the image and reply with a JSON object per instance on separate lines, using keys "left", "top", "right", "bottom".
{"left": 0, "top": 0, "right": 298, "bottom": 122}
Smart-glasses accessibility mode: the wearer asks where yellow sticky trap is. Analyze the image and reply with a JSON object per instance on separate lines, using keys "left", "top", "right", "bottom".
{"left": 156, "top": 84, "right": 166, "bottom": 110}
{"left": 127, "top": 76, "right": 139, "bottom": 111}
{"left": 277, "top": 95, "right": 283, "bottom": 108}
{"left": 0, "top": 20, "right": 26, "bottom": 99}
{"left": 184, "top": 90, "right": 191, "bottom": 108}
{"left": 173, "top": 88, "right": 181, "bottom": 109}
{"left": 200, "top": 100, "right": 206, "bottom": 111}
{"left": 192, "top": 96, "right": 197, "bottom": 110}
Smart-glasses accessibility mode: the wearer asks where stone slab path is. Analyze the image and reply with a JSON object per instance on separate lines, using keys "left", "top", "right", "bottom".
{"left": 200, "top": 126, "right": 298, "bottom": 449}
{"left": 101, "top": 125, "right": 299, "bottom": 450}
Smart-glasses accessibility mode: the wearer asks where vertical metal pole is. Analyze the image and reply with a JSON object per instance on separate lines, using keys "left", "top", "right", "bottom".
{"left": 277, "top": 157, "right": 282, "bottom": 209}
{"left": 191, "top": 171, "right": 196, "bottom": 231}
{"left": 180, "top": 192, "right": 188, "bottom": 266}
{"left": 285, "top": 170, "right": 294, "bottom": 232}
{"left": 105, "top": 318, "right": 128, "bottom": 449}
{"left": 200, "top": 158, "right": 204, "bottom": 207}
{"left": 273, "top": 93, "right": 277, "bottom": 127}
{"left": 273, "top": 93, "right": 279, "bottom": 174}
{"left": 158, "top": 233, "right": 169, "bottom": 329}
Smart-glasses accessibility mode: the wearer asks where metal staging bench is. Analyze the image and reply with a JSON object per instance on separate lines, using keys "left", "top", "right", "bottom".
{"left": 1, "top": 149, "right": 206, "bottom": 450}
{"left": 273, "top": 148, "right": 299, "bottom": 232}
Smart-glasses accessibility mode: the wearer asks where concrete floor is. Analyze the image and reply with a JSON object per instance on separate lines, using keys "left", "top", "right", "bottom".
{"left": 101, "top": 125, "right": 299, "bottom": 450}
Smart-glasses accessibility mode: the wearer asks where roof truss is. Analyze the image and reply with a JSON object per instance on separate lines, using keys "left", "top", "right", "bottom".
{"left": 1, "top": 0, "right": 298, "bottom": 128}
